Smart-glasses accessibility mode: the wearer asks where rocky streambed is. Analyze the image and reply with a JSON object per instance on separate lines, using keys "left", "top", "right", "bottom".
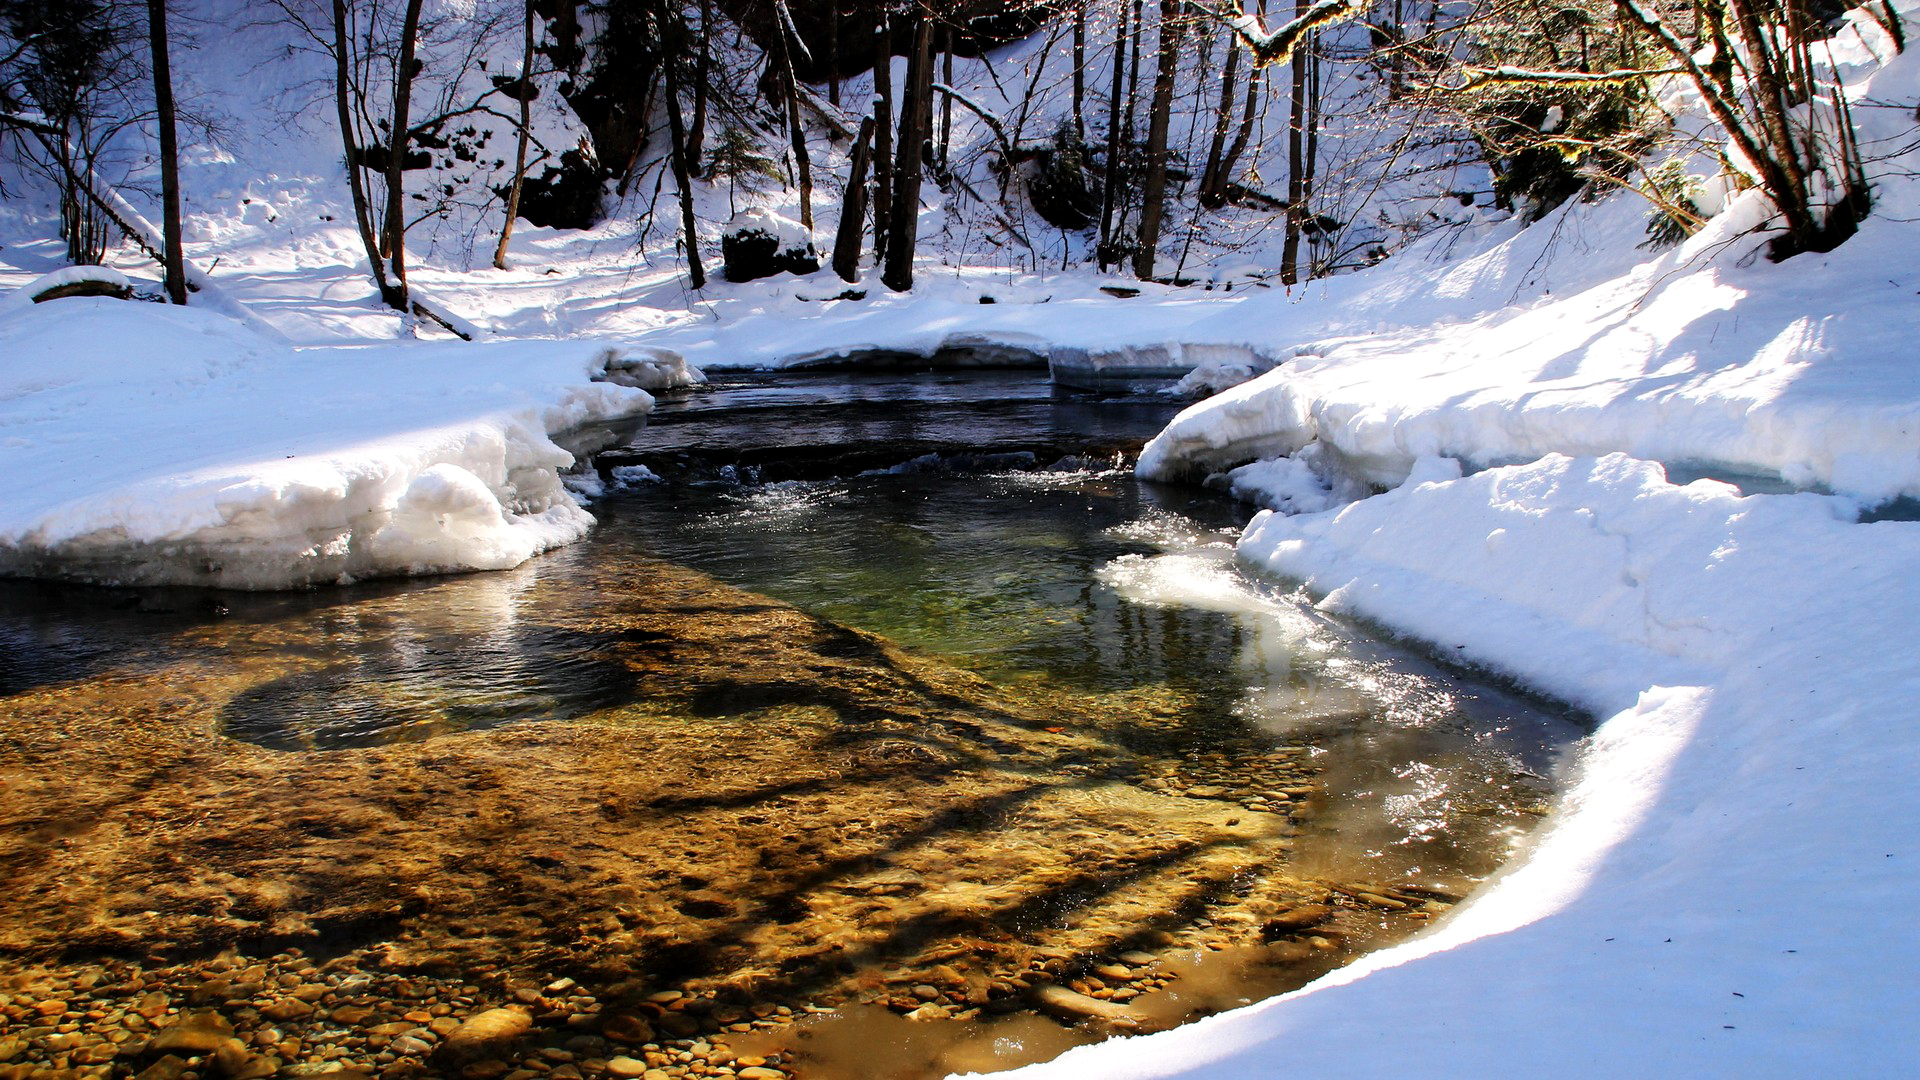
{"left": 0, "top": 555, "right": 1507, "bottom": 1080}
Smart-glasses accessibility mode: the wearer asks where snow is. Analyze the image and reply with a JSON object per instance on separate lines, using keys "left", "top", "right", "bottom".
{"left": 981, "top": 451, "right": 1920, "bottom": 1078}
{"left": 13, "top": 265, "right": 129, "bottom": 302}
{"left": 0, "top": 0, "right": 1916, "bottom": 1072}
{"left": 972, "top": 14, "right": 1920, "bottom": 1076}
{"left": 0, "top": 297, "right": 659, "bottom": 588}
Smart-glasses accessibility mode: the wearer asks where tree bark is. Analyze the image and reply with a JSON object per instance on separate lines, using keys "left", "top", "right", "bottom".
{"left": 827, "top": 2, "right": 840, "bottom": 106}
{"left": 938, "top": 30, "right": 953, "bottom": 172}
{"left": 659, "top": 0, "right": 705, "bottom": 288}
{"left": 881, "top": 12, "right": 933, "bottom": 292}
{"left": 1071, "top": 0, "right": 1086, "bottom": 142}
{"left": 146, "top": 0, "right": 186, "bottom": 304}
{"left": 688, "top": 0, "right": 711, "bottom": 169}
{"left": 1280, "top": 0, "right": 1307, "bottom": 286}
{"left": 1096, "top": 0, "right": 1129, "bottom": 269}
{"left": 831, "top": 114, "right": 875, "bottom": 282}
{"left": 773, "top": 0, "right": 814, "bottom": 232}
{"left": 1132, "top": 0, "right": 1184, "bottom": 280}
{"left": 870, "top": 9, "right": 893, "bottom": 265}
{"left": 493, "top": 0, "right": 536, "bottom": 270}
{"left": 381, "top": 0, "right": 427, "bottom": 311}
{"left": 1198, "top": 26, "right": 1239, "bottom": 209}
{"left": 332, "top": 0, "right": 400, "bottom": 309}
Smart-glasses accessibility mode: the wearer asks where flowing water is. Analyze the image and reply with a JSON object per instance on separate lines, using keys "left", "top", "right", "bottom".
{"left": 0, "top": 371, "right": 1584, "bottom": 1079}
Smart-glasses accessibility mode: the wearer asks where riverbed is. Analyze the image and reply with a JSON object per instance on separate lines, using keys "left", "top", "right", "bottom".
{"left": 0, "top": 372, "right": 1581, "bottom": 1080}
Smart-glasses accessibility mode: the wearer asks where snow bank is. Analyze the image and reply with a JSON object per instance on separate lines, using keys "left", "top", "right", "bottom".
{"left": 0, "top": 299, "right": 656, "bottom": 588}
{"left": 985, "top": 452, "right": 1920, "bottom": 1077}
{"left": 1137, "top": 185, "right": 1920, "bottom": 507}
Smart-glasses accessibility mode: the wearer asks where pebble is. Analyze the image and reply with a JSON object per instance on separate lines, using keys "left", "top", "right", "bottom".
{"left": 736, "top": 1069, "right": 786, "bottom": 1080}
{"left": 605, "top": 1056, "right": 648, "bottom": 1078}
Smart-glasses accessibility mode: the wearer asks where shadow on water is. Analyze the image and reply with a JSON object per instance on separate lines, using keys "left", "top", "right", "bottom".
{"left": 220, "top": 627, "right": 641, "bottom": 751}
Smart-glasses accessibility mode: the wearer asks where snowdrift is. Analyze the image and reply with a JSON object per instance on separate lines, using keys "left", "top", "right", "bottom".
{"left": 0, "top": 298, "right": 667, "bottom": 588}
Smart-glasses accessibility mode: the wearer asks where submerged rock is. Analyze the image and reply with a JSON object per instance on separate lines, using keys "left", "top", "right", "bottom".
{"left": 1028, "top": 984, "right": 1139, "bottom": 1027}
{"left": 437, "top": 1008, "right": 533, "bottom": 1063}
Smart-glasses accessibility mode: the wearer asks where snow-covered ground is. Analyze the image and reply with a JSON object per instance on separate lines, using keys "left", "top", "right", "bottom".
{"left": 1, "top": 1, "right": 1918, "bottom": 1075}
{"left": 0, "top": 290, "right": 673, "bottom": 587}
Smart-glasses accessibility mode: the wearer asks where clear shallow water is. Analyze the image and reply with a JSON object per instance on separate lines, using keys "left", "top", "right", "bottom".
{"left": 0, "top": 371, "right": 1585, "bottom": 1079}
{"left": 595, "top": 457, "right": 1581, "bottom": 887}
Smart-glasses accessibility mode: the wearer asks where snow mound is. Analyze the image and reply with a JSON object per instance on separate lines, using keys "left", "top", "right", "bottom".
{"left": 14, "top": 265, "right": 132, "bottom": 305}
{"left": 0, "top": 300, "right": 654, "bottom": 588}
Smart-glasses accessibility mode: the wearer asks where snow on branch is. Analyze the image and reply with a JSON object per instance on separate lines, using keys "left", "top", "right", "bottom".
{"left": 1212, "top": 0, "right": 1365, "bottom": 69}
{"left": 0, "top": 110, "right": 60, "bottom": 136}
{"left": 931, "top": 82, "right": 1014, "bottom": 162}
{"left": 772, "top": 0, "right": 813, "bottom": 69}
{"left": 1451, "top": 64, "right": 1687, "bottom": 90}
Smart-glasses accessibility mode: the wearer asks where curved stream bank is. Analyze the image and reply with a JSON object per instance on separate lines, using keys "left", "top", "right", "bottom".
{"left": 0, "top": 373, "right": 1581, "bottom": 1080}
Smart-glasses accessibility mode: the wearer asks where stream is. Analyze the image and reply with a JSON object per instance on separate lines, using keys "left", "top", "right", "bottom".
{"left": 0, "top": 371, "right": 1583, "bottom": 1079}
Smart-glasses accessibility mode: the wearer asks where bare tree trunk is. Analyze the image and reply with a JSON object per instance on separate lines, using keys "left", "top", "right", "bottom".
{"left": 146, "top": 0, "right": 185, "bottom": 304}
{"left": 688, "top": 0, "right": 711, "bottom": 170}
{"left": 1132, "top": 0, "right": 1183, "bottom": 280}
{"left": 832, "top": 114, "right": 875, "bottom": 282}
{"left": 1280, "top": 0, "right": 1307, "bottom": 286}
{"left": 827, "top": 3, "right": 840, "bottom": 106}
{"left": 938, "top": 30, "right": 954, "bottom": 172}
{"left": 332, "top": 0, "right": 400, "bottom": 309}
{"left": 1096, "top": 0, "right": 1129, "bottom": 269}
{"left": 658, "top": 0, "right": 704, "bottom": 288}
{"left": 1071, "top": 0, "right": 1086, "bottom": 142}
{"left": 881, "top": 12, "right": 933, "bottom": 292}
{"left": 1198, "top": 26, "right": 1239, "bottom": 209}
{"left": 1121, "top": 0, "right": 1143, "bottom": 144}
{"left": 773, "top": 0, "right": 813, "bottom": 232}
{"left": 381, "top": 0, "right": 426, "bottom": 312}
{"left": 493, "top": 0, "right": 535, "bottom": 270}
{"left": 871, "top": 8, "right": 894, "bottom": 266}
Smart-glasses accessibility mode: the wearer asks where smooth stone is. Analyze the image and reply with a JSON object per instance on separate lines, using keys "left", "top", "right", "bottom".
{"left": 600, "top": 1013, "right": 654, "bottom": 1045}
{"left": 1117, "top": 951, "right": 1158, "bottom": 966}
{"left": 133, "top": 1056, "right": 188, "bottom": 1080}
{"left": 1261, "top": 904, "right": 1334, "bottom": 934}
{"left": 148, "top": 1011, "right": 236, "bottom": 1056}
{"left": 438, "top": 1008, "right": 533, "bottom": 1062}
{"left": 1028, "top": 984, "right": 1137, "bottom": 1027}
{"left": 737, "top": 1069, "right": 787, "bottom": 1080}
{"left": 261, "top": 998, "right": 316, "bottom": 1022}
{"left": 605, "top": 1056, "right": 648, "bottom": 1078}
